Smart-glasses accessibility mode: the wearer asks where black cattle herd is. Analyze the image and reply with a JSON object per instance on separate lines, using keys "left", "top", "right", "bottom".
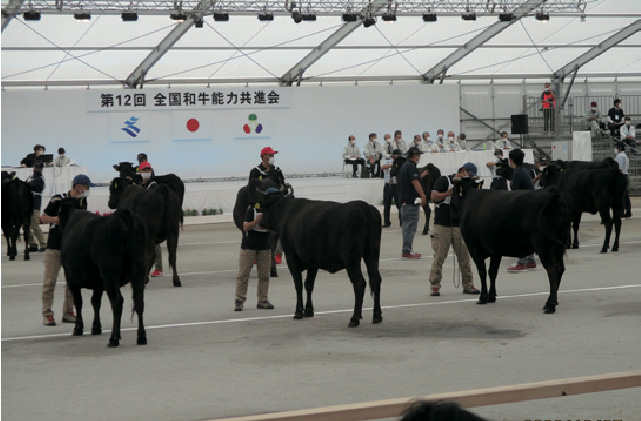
{"left": 1, "top": 156, "right": 628, "bottom": 347}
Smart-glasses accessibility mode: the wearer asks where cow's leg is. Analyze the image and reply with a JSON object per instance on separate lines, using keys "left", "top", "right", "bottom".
{"left": 4, "top": 234, "right": 11, "bottom": 258}
{"left": 167, "top": 233, "right": 181, "bottom": 287}
{"left": 572, "top": 213, "right": 582, "bottom": 249}
{"left": 90, "top": 288, "right": 103, "bottom": 335}
{"left": 599, "top": 209, "right": 613, "bottom": 253}
{"left": 106, "top": 287, "right": 124, "bottom": 348}
{"left": 286, "top": 255, "right": 305, "bottom": 320}
{"left": 22, "top": 219, "right": 30, "bottom": 261}
{"left": 69, "top": 283, "right": 84, "bottom": 336}
{"left": 365, "top": 259, "right": 383, "bottom": 324}
{"left": 346, "top": 264, "right": 366, "bottom": 328}
{"left": 9, "top": 231, "right": 16, "bottom": 261}
{"left": 473, "top": 257, "right": 489, "bottom": 305}
{"left": 421, "top": 204, "right": 431, "bottom": 235}
{"left": 269, "top": 232, "right": 278, "bottom": 277}
{"left": 487, "top": 255, "right": 501, "bottom": 303}
{"left": 612, "top": 214, "right": 622, "bottom": 252}
{"left": 303, "top": 268, "right": 317, "bottom": 317}
{"left": 132, "top": 281, "right": 147, "bottom": 345}
{"left": 542, "top": 257, "right": 564, "bottom": 314}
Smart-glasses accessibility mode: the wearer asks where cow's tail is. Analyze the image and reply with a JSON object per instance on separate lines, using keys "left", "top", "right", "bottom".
{"left": 537, "top": 187, "right": 570, "bottom": 252}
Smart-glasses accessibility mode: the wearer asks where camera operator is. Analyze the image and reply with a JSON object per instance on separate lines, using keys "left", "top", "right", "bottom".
{"left": 485, "top": 149, "right": 510, "bottom": 190}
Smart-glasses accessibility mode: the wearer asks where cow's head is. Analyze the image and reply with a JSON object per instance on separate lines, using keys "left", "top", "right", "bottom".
{"left": 539, "top": 165, "right": 562, "bottom": 188}
{"left": 450, "top": 176, "right": 483, "bottom": 216}
{"left": 246, "top": 178, "right": 287, "bottom": 232}
{"left": 108, "top": 177, "right": 135, "bottom": 209}
{"left": 58, "top": 198, "right": 83, "bottom": 230}
{"left": 420, "top": 163, "right": 441, "bottom": 193}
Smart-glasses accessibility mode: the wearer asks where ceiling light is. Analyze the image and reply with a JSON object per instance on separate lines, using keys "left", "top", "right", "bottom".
{"left": 535, "top": 12, "right": 549, "bottom": 21}
{"left": 363, "top": 15, "right": 376, "bottom": 28}
{"left": 302, "top": 13, "right": 316, "bottom": 21}
{"left": 292, "top": 11, "right": 303, "bottom": 23}
{"left": 342, "top": 13, "right": 357, "bottom": 22}
{"left": 499, "top": 12, "right": 514, "bottom": 22}
{"left": 580, "top": 14, "right": 586, "bottom": 22}
{"left": 382, "top": 13, "right": 396, "bottom": 22}
{"left": 170, "top": 13, "right": 187, "bottom": 22}
{"left": 23, "top": 11, "right": 41, "bottom": 21}
{"left": 74, "top": 12, "right": 91, "bottom": 21}
{"left": 194, "top": 18, "right": 203, "bottom": 28}
{"left": 121, "top": 12, "right": 138, "bottom": 21}
{"left": 258, "top": 12, "right": 274, "bottom": 21}
{"left": 422, "top": 13, "right": 437, "bottom": 22}
{"left": 213, "top": 12, "right": 229, "bottom": 21}
{"left": 462, "top": 12, "right": 477, "bottom": 21}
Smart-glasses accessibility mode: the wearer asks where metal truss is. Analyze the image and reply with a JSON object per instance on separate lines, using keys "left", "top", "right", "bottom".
{"left": 2, "top": 1, "right": 589, "bottom": 16}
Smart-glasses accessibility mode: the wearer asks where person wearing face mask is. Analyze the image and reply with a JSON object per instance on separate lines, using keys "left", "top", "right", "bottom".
{"left": 39, "top": 174, "right": 93, "bottom": 326}
{"left": 139, "top": 161, "right": 164, "bottom": 277}
{"left": 435, "top": 129, "right": 446, "bottom": 153}
{"left": 614, "top": 141, "right": 632, "bottom": 218}
{"left": 422, "top": 131, "right": 438, "bottom": 154}
{"left": 363, "top": 133, "right": 382, "bottom": 178}
{"left": 495, "top": 131, "right": 511, "bottom": 150}
{"left": 392, "top": 129, "right": 407, "bottom": 155}
{"left": 411, "top": 134, "right": 424, "bottom": 153}
{"left": 585, "top": 101, "right": 602, "bottom": 132}
{"left": 382, "top": 133, "right": 395, "bottom": 159}
{"left": 620, "top": 116, "right": 636, "bottom": 153}
{"left": 342, "top": 135, "right": 363, "bottom": 177}
{"left": 506, "top": 149, "right": 536, "bottom": 273}
{"left": 27, "top": 162, "right": 47, "bottom": 252}
{"left": 541, "top": 82, "right": 556, "bottom": 132}
{"left": 21, "top": 144, "right": 46, "bottom": 168}
{"left": 607, "top": 99, "right": 625, "bottom": 138}
{"left": 249, "top": 147, "right": 286, "bottom": 190}
{"left": 445, "top": 131, "right": 462, "bottom": 152}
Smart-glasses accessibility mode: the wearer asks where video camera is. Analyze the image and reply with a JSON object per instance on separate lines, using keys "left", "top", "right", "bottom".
{"left": 113, "top": 161, "right": 142, "bottom": 184}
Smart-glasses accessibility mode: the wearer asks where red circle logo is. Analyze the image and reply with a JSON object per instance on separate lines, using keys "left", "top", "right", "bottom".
{"left": 186, "top": 118, "right": 200, "bottom": 133}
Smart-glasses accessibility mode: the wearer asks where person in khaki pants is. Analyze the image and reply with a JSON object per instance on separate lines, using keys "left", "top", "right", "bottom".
{"left": 428, "top": 163, "right": 480, "bottom": 297}
{"left": 40, "top": 174, "right": 93, "bottom": 326}
{"left": 27, "top": 162, "right": 46, "bottom": 251}
{"left": 234, "top": 188, "right": 280, "bottom": 311}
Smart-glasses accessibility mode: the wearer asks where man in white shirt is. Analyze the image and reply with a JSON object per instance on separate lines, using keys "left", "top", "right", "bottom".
{"left": 410, "top": 134, "right": 424, "bottom": 153}
{"left": 363, "top": 132, "right": 382, "bottom": 178}
{"left": 434, "top": 129, "right": 446, "bottom": 153}
{"left": 495, "top": 131, "right": 511, "bottom": 150}
{"left": 444, "top": 131, "right": 462, "bottom": 152}
{"left": 614, "top": 141, "right": 632, "bottom": 218}
{"left": 392, "top": 130, "right": 407, "bottom": 154}
{"left": 620, "top": 116, "right": 636, "bottom": 154}
{"left": 342, "top": 135, "right": 364, "bottom": 177}
{"left": 422, "top": 131, "right": 439, "bottom": 153}
{"left": 381, "top": 133, "right": 395, "bottom": 159}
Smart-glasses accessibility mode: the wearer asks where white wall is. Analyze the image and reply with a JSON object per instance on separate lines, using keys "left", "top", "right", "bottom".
{"left": 1, "top": 84, "right": 460, "bottom": 182}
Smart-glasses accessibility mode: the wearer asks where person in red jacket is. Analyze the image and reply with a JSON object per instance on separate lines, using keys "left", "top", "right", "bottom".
{"left": 541, "top": 82, "right": 556, "bottom": 132}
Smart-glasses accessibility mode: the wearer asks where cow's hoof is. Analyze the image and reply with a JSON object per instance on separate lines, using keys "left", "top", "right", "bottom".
{"left": 572, "top": 244, "right": 579, "bottom": 250}
{"left": 348, "top": 317, "right": 360, "bottom": 328}
{"left": 108, "top": 338, "right": 120, "bottom": 348}
{"left": 372, "top": 314, "right": 383, "bottom": 324}
{"left": 24, "top": 255, "right": 30, "bottom": 261}
{"left": 543, "top": 304, "right": 556, "bottom": 314}
{"left": 91, "top": 327, "right": 101, "bottom": 336}
{"left": 9, "top": 256, "right": 15, "bottom": 261}
{"left": 600, "top": 248, "right": 608, "bottom": 254}
{"left": 173, "top": 278, "right": 182, "bottom": 287}
{"left": 477, "top": 297, "right": 488, "bottom": 305}
{"left": 137, "top": 336, "right": 147, "bottom": 345}
{"left": 303, "top": 309, "right": 314, "bottom": 318}
{"left": 293, "top": 312, "right": 304, "bottom": 320}
{"left": 488, "top": 296, "right": 496, "bottom": 303}
{"left": 421, "top": 228, "right": 428, "bottom": 236}
{"left": 73, "top": 328, "right": 83, "bottom": 336}
{"left": 270, "top": 270, "right": 278, "bottom": 278}
{"left": 612, "top": 246, "right": 619, "bottom": 252}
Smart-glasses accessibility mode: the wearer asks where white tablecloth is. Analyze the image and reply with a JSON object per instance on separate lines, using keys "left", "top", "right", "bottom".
{"left": 1, "top": 166, "right": 88, "bottom": 197}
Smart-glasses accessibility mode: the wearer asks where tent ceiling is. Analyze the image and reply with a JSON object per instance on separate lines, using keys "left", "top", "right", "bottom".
{"left": 1, "top": 0, "right": 640, "bottom": 87}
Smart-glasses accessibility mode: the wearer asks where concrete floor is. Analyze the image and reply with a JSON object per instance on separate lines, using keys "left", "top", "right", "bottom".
{"left": 2, "top": 201, "right": 640, "bottom": 421}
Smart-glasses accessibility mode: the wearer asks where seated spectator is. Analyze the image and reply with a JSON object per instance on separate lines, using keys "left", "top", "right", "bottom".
{"left": 54, "top": 148, "right": 71, "bottom": 167}
{"left": 458, "top": 133, "right": 468, "bottom": 150}
{"left": 444, "top": 131, "right": 462, "bottom": 152}
{"left": 607, "top": 99, "right": 624, "bottom": 137}
{"left": 392, "top": 129, "right": 407, "bottom": 154}
{"left": 410, "top": 134, "right": 424, "bottom": 153}
{"left": 585, "top": 101, "right": 601, "bottom": 131}
{"left": 422, "top": 131, "right": 441, "bottom": 153}
{"left": 382, "top": 133, "right": 395, "bottom": 159}
{"left": 342, "top": 135, "right": 364, "bottom": 177}
{"left": 495, "top": 131, "right": 511, "bottom": 150}
{"left": 21, "top": 144, "right": 45, "bottom": 168}
{"left": 363, "top": 132, "right": 382, "bottom": 177}
{"left": 434, "top": 129, "right": 446, "bottom": 153}
{"left": 620, "top": 116, "right": 636, "bottom": 153}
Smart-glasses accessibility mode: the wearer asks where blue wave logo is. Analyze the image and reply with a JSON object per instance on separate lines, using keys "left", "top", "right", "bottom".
{"left": 121, "top": 116, "right": 141, "bottom": 137}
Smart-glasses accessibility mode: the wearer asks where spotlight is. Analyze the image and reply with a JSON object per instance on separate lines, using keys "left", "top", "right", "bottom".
{"left": 363, "top": 15, "right": 376, "bottom": 28}
{"left": 194, "top": 18, "right": 203, "bottom": 28}
{"left": 499, "top": 12, "right": 514, "bottom": 22}
{"left": 302, "top": 13, "right": 316, "bottom": 21}
{"left": 462, "top": 12, "right": 477, "bottom": 21}
{"left": 422, "top": 13, "right": 437, "bottom": 22}
{"left": 121, "top": 12, "right": 138, "bottom": 21}
{"left": 213, "top": 12, "right": 229, "bottom": 21}
{"left": 74, "top": 12, "right": 91, "bottom": 21}
{"left": 382, "top": 13, "right": 396, "bottom": 22}
{"left": 580, "top": 14, "right": 586, "bottom": 22}
{"left": 292, "top": 11, "right": 303, "bottom": 23}
{"left": 258, "top": 12, "right": 274, "bottom": 21}
{"left": 170, "top": 13, "right": 187, "bottom": 22}
{"left": 535, "top": 12, "right": 549, "bottom": 21}
{"left": 23, "top": 11, "right": 41, "bottom": 21}
{"left": 342, "top": 12, "right": 357, "bottom": 22}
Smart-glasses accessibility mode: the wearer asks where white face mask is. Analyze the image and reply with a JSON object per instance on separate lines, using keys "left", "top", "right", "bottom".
{"left": 142, "top": 172, "right": 151, "bottom": 180}
{"left": 386, "top": 139, "right": 392, "bottom": 143}
{"left": 614, "top": 149, "right": 619, "bottom": 154}
{"left": 79, "top": 187, "right": 90, "bottom": 198}
{"left": 349, "top": 140, "right": 355, "bottom": 146}
{"left": 448, "top": 137, "right": 455, "bottom": 142}
{"left": 437, "top": 134, "right": 443, "bottom": 140}
{"left": 425, "top": 136, "right": 430, "bottom": 142}
{"left": 268, "top": 157, "right": 275, "bottom": 165}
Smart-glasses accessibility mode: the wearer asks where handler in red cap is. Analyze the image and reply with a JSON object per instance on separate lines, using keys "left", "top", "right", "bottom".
{"left": 249, "top": 146, "right": 285, "bottom": 190}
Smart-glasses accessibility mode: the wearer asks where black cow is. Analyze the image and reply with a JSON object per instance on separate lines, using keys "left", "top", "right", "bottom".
{"left": 249, "top": 180, "right": 383, "bottom": 327}
{"left": 60, "top": 208, "right": 148, "bottom": 347}
{"left": 553, "top": 157, "right": 618, "bottom": 170}
{"left": 540, "top": 165, "right": 625, "bottom": 252}
{"left": 450, "top": 178, "right": 571, "bottom": 314}
{"left": 233, "top": 179, "right": 292, "bottom": 277}
{"left": 113, "top": 162, "right": 185, "bottom": 205}
{"left": 420, "top": 163, "right": 442, "bottom": 235}
{"left": 108, "top": 177, "right": 183, "bottom": 287}
{"left": 1, "top": 175, "right": 33, "bottom": 261}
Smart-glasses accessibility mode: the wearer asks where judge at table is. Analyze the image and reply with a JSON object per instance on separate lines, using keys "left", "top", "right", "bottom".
{"left": 21, "top": 144, "right": 46, "bottom": 168}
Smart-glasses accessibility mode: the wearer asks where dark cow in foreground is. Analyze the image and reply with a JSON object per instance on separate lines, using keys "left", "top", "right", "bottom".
{"left": 450, "top": 178, "right": 570, "bottom": 314}
{"left": 113, "top": 161, "right": 185, "bottom": 205}
{"left": 1, "top": 175, "right": 32, "bottom": 261}
{"left": 419, "top": 163, "right": 441, "bottom": 235}
{"left": 108, "top": 177, "right": 183, "bottom": 287}
{"left": 553, "top": 157, "right": 618, "bottom": 170}
{"left": 233, "top": 180, "right": 293, "bottom": 277}
{"left": 60, "top": 208, "right": 148, "bottom": 347}
{"left": 540, "top": 165, "right": 625, "bottom": 252}
{"left": 249, "top": 180, "right": 383, "bottom": 327}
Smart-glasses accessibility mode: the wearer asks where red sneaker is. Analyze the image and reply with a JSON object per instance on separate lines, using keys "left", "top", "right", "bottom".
{"left": 402, "top": 252, "right": 422, "bottom": 260}
{"left": 150, "top": 270, "right": 163, "bottom": 277}
{"left": 274, "top": 253, "right": 282, "bottom": 264}
{"left": 526, "top": 262, "right": 537, "bottom": 270}
{"left": 43, "top": 314, "right": 56, "bottom": 326}
{"left": 507, "top": 263, "right": 528, "bottom": 273}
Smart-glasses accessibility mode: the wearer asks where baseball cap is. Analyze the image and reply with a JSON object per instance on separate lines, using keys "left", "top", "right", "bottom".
{"left": 261, "top": 147, "right": 278, "bottom": 156}
{"left": 72, "top": 174, "right": 95, "bottom": 187}
{"left": 494, "top": 148, "right": 503, "bottom": 157}
{"left": 461, "top": 162, "right": 477, "bottom": 177}
{"left": 590, "top": 101, "right": 597, "bottom": 107}
{"left": 139, "top": 161, "right": 152, "bottom": 170}
{"left": 539, "top": 155, "right": 550, "bottom": 164}
{"left": 392, "top": 148, "right": 402, "bottom": 156}
{"left": 406, "top": 146, "right": 423, "bottom": 157}
{"left": 615, "top": 141, "right": 626, "bottom": 150}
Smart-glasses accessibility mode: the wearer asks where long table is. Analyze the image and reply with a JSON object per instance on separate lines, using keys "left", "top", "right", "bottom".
{"left": 1, "top": 166, "right": 88, "bottom": 197}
